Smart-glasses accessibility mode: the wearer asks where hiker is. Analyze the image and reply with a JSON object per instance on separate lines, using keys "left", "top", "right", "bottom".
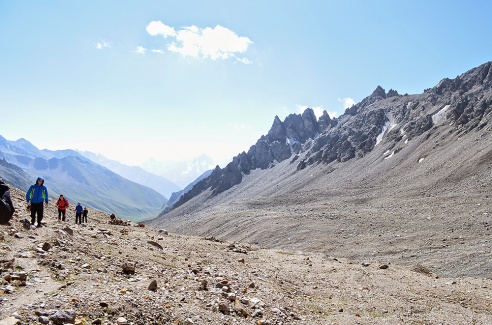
{"left": 56, "top": 194, "right": 69, "bottom": 221}
{"left": 75, "top": 203, "right": 83, "bottom": 224}
{"left": 26, "top": 177, "right": 49, "bottom": 227}
{"left": 0, "top": 178, "right": 15, "bottom": 225}
{"left": 83, "top": 206, "right": 88, "bottom": 223}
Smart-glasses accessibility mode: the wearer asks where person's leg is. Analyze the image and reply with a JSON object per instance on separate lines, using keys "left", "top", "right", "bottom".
{"left": 37, "top": 204, "right": 44, "bottom": 226}
{"left": 58, "top": 209, "right": 61, "bottom": 220}
{"left": 62, "top": 210, "right": 66, "bottom": 222}
{"left": 30, "top": 204, "right": 36, "bottom": 225}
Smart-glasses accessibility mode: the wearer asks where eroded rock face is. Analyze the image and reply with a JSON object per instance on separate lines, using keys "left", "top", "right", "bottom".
{"left": 173, "top": 107, "right": 332, "bottom": 208}
{"left": 171, "top": 61, "right": 492, "bottom": 209}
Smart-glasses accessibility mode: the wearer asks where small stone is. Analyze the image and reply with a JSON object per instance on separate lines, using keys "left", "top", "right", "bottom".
{"left": 5, "top": 285, "right": 15, "bottom": 293}
{"left": 147, "top": 241, "right": 163, "bottom": 250}
{"left": 199, "top": 279, "right": 208, "bottom": 290}
{"left": 148, "top": 279, "right": 158, "bottom": 291}
{"left": 218, "top": 303, "right": 230, "bottom": 314}
{"left": 42, "top": 242, "right": 51, "bottom": 251}
{"left": 379, "top": 264, "right": 389, "bottom": 269}
{"left": 12, "top": 272, "right": 27, "bottom": 281}
{"left": 49, "top": 309, "right": 76, "bottom": 325}
{"left": 117, "top": 317, "right": 128, "bottom": 324}
{"left": 62, "top": 227, "right": 74, "bottom": 236}
{"left": 121, "top": 262, "right": 136, "bottom": 274}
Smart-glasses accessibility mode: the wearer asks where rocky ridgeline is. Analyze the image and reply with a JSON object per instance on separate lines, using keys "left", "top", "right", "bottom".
{"left": 169, "top": 107, "right": 336, "bottom": 211}
{"left": 165, "top": 62, "right": 492, "bottom": 214}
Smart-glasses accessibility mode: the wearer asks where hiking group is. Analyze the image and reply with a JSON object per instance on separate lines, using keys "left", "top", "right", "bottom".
{"left": 56, "top": 196, "right": 89, "bottom": 225}
{"left": 25, "top": 177, "right": 89, "bottom": 227}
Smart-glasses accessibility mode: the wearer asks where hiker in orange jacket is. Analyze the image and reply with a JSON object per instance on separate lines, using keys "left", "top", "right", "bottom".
{"left": 56, "top": 194, "right": 69, "bottom": 221}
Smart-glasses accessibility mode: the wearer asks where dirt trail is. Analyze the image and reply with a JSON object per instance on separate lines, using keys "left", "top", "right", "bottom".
{"left": 2, "top": 187, "right": 492, "bottom": 325}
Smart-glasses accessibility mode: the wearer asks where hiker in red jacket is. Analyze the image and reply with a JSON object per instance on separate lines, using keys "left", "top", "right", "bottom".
{"left": 56, "top": 194, "right": 69, "bottom": 221}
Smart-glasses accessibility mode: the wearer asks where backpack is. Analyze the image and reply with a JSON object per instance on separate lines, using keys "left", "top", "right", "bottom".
{"left": 0, "top": 185, "right": 14, "bottom": 224}
{"left": 57, "top": 198, "right": 68, "bottom": 209}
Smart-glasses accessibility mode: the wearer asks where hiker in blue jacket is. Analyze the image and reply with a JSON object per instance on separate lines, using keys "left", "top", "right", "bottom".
{"left": 75, "top": 203, "right": 83, "bottom": 224}
{"left": 26, "top": 177, "right": 49, "bottom": 227}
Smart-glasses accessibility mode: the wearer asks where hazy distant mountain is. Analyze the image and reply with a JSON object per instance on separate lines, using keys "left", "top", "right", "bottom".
{"left": 0, "top": 136, "right": 165, "bottom": 220}
{"left": 78, "top": 151, "right": 180, "bottom": 199}
{"left": 157, "top": 169, "right": 213, "bottom": 215}
{"left": 0, "top": 158, "right": 31, "bottom": 190}
{"left": 141, "top": 154, "right": 216, "bottom": 188}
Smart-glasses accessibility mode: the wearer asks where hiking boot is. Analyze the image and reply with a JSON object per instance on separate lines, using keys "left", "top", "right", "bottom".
{"left": 36, "top": 224, "right": 42, "bottom": 228}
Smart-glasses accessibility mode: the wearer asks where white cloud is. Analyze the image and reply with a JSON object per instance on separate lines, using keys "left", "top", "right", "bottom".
{"left": 236, "top": 57, "right": 252, "bottom": 64}
{"left": 146, "top": 22, "right": 253, "bottom": 63}
{"left": 339, "top": 97, "right": 356, "bottom": 109}
{"left": 232, "top": 124, "right": 249, "bottom": 131}
{"left": 327, "top": 111, "right": 338, "bottom": 118}
{"left": 135, "top": 46, "right": 147, "bottom": 54}
{"left": 146, "top": 21, "right": 176, "bottom": 38}
{"left": 297, "top": 105, "right": 338, "bottom": 119}
{"left": 151, "top": 49, "right": 164, "bottom": 54}
{"left": 297, "top": 105, "right": 321, "bottom": 119}
{"left": 96, "top": 41, "right": 110, "bottom": 50}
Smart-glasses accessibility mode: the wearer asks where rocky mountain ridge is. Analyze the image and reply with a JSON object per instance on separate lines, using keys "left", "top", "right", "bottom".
{"left": 147, "top": 61, "right": 492, "bottom": 280}
{"left": 165, "top": 62, "right": 492, "bottom": 213}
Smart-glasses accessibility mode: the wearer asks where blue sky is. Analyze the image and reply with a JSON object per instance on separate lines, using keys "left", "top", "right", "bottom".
{"left": 1, "top": 1, "right": 491, "bottom": 167}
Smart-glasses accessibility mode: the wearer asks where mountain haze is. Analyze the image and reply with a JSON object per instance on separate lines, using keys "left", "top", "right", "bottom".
{"left": 141, "top": 155, "right": 215, "bottom": 189}
{"left": 0, "top": 137, "right": 165, "bottom": 220}
{"left": 146, "top": 61, "right": 492, "bottom": 278}
{"left": 78, "top": 151, "right": 179, "bottom": 199}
